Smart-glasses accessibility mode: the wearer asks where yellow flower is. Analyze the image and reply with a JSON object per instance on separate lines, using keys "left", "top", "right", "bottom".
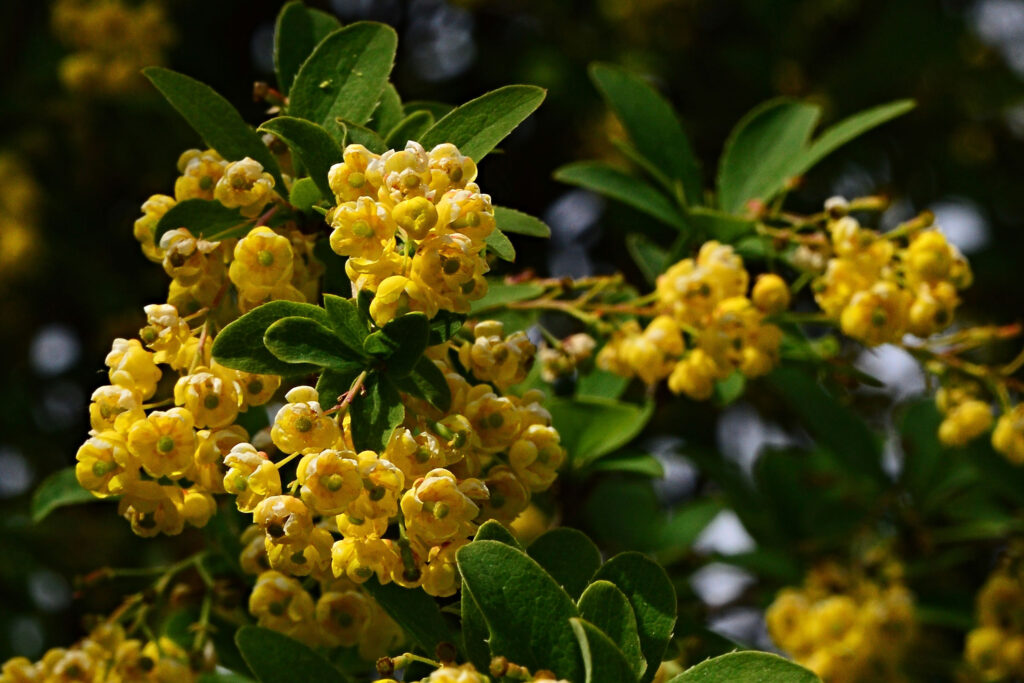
{"left": 174, "top": 367, "right": 240, "bottom": 429}
{"left": 297, "top": 449, "right": 362, "bottom": 515}
{"left": 368, "top": 274, "right": 439, "bottom": 326}
{"left": 347, "top": 451, "right": 405, "bottom": 521}
{"left": 428, "top": 142, "right": 477, "bottom": 196}
{"left": 331, "top": 536, "right": 397, "bottom": 584}
{"left": 938, "top": 399, "right": 992, "bottom": 447}
{"left": 907, "top": 281, "right": 959, "bottom": 337}
{"left": 903, "top": 229, "right": 965, "bottom": 286}
{"left": 133, "top": 194, "right": 175, "bottom": 263}
{"left": 656, "top": 242, "right": 748, "bottom": 325}
{"left": 392, "top": 196, "right": 439, "bottom": 241}
{"left": 434, "top": 183, "right": 496, "bottom": 244}
{"left": 126, "top": 407, "right": 196, "bottom": 479}
{"left": 117, "top": 488, "right": 184, "bottom": 537}
{"left": 182, "top": 488, "right": 216, "bottom": 528}
{"left": 249, "top": 570, "right": 316, "bottom": 637}
{"left": 240, "top": 526, "right": 271, "bottom": 575}
{"left": 328, "top": 144, "right": 379, "bottom": 203}
{"left": 667, "top": 349, "right": 719, "bottom": 400}
{"left": 223, "top": 443, "right": 282, "bottom": 512}
{"left": 384, "top": 427, "right": 445, "bottom": 481}
{"left": 139, "top": 303, "right": 193, "bottom": 368}
{"left": 221, "top": 366, "right": 281, "bottom": 408}
{"left": 106, "top": 338, "right": 161, "bottom": 400}
{"left": 370, "top": 141, "right": 433, "bottom": 206}
{"left": 509, "top": 424, "right": 565, "bottom": 492}
{"left": 812, "top": 257, "right": 877, "bottom": 319}
{"left": 751, "top": 273, "right": 790, "bottom": 314}
{"left": 316, "top": 590, "right": 372, "bottom": 647}
{"left": 335, "top": 512, "right": 389, "bottom": 539}
{"left": 253, "top": 495, "right": 315, "bottom": 547}
{"left": 76, "top": 431, "right": 138, "bottom": 498}
{"left": 271, "top": 386, "right": 341, "bottom": 455}
{"left": 266, "top": 526, "right": 333, "bottom": 578}
{"left": 214, "top": 157, "right": 275, "bottom": 217}
{"left": 994, "top": 406, "right": 1024, "bottom": 464}
{"left": 174, "top": 148, "right": 227, "bottom": 201}
{"left": 478, "top": 465, "right": 530, "bottom": 523}
{"left": 401, "top": 469, "right": 481, "bottom": 546}
{"left": 464, "top": 385, "right": 521, "bottom": 453}
{"left": 839, "top": 281, "right": 912, "bottom": 346}
{"left": 458, "top": 320, "right": 536, "bottom": 390}
{"left": 229, "top": 226, "right": 295, "bottom": 300}
{"left": 765, "top": 589, "right": 811, "bottom": 655}
{"left": 428, "top": 663, "right": 487, "bottom": 683}
{"left": 328, "top": 197, "right": 396, "bottom": 259}
{"left": 412, "top": 232, "right": 489, "bottom": 313}
{"left": 159, "top": 228, "right": 222, "bottom": 287}
{"left": 966, "top": 627, "right": 1009, "bottom": 681}
{"left": 88, "top": 384, "right": 144, "bottom": 434}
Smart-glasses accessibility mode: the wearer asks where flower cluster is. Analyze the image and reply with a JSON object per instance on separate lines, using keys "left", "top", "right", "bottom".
{"left": 326, "top": 141, "right": 493, "bottom": 325}
{"left": 0, "top": 152, "right": 40, "bottom": 287}
{"left": 597, "top": 241, "right": 784, "bottom": 400}
{"left": 811, "top": 209, "right": 971, "bottom": 346}
{"left": 133, "top": 149, "right": 323, "bottom": 317}
{"left": 51, "top": 0, "right": 174, "bottom": 95}
{"left": 223, "top": 326, "right": 562, "bottom": 610}
{"left": 766, "top": 560, "right": 915, "bottom": 683}
{"left": 0, "top": 622, "right": 201, "bottom": 683}
{"left": 963, "top": 560, "right": 1024, "bottom": 681}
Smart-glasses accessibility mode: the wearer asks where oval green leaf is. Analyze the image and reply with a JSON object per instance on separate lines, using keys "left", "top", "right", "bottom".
{"left": 494, "top": 206, "right": 551, "bottom": 238}
{"left": 570, "top": 617, "right": 640, "bottom": 683}
{"left": 258, "top": 116, "right": 342, "bottom": 200}
{"left": 212, "top": 301, "right": 332, "bottom": 376}
{"left": 527, "top": 527, "right": 602, "bottom": 599}
{"left": 420, "top": 85, "right": 546, "bottom": 161}
{"left": 234, "top": 626, "right": 343, "bottom": 683}
{"left": 273, "top": 1, "right": 341, "bottom": 95}
{"left": 578, "top": 581, "right": 645, "bottom": 679}
{"left": 349, "top": 373, "right": 404, "bottom": 452}
{"left": 31, "top": 467, "right": 98, "bottom": 524}
{"left": 154, "top": 199, "right": 252, "bottom": 244}
{"left": 554, "top": 162, "right": 686, "bottom": 231}
{"left": 264, "top": 316, "right": 363, "bottom": 372}
{"left": 384, "top": 110, "right": 435, "bottom": 149}
{"left": 667, "top": 651, "right": 821, "bottom": 683}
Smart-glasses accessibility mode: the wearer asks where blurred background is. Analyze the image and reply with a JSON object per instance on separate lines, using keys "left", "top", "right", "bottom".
{"left": 2, "top": 0, "right": 1024, "bottom": 664}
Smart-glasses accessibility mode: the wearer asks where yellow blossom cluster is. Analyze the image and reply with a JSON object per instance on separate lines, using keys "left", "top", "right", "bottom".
{"left": 0, "top": 622, "right": 200, "bottom": 683}
{"left": 811, "top": 212, "right": 971, "bottom": 346}
{"left": 963, "top": 560, "right": 1024, "bottom": 681}
{"left": 326, "top": 141, "right": 492, "bottom": 325}
{"left": 597, "top": 242, "right": 785, "bottom": 400}
{"left": 133, "top": 149, "right": 323, "bottom": 317}
{"left": 222, "top": 330, "right": 563, "bottom": 611}
{"left": 766, "top": 561, "right": 915, "bottom": 683}
{"left": 932, "top": 366, "right": 1024, "bottom": 467}
{"left": 0, "top": 153, "right": 41, "bottom": 286}
{"left": 51, "top": 0, "right": 174, "bottom": 95}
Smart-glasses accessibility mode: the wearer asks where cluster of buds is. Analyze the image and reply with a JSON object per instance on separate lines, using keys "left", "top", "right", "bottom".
{"left": 133, "top": 149, "right": 323, "bottom": 318}
{"left": 51, "top": 0, "right": 174, "bottom": 94}
{"left": 811, "top": 203, "right": 971, "bottom": 345}
{"left": 598, "top": 241, "right": 785, "bottom": 400}
{"left": 326, "top": 141, "right": 493, "bottom": 325}
{"left": 766, "top": 560, "right": 915, "bottom": 683}
{"left": 0, "top": 621, "right": 203, "bottom": 682}
{"left": 963, "top": 556, "right": 1024, "bottom": 681}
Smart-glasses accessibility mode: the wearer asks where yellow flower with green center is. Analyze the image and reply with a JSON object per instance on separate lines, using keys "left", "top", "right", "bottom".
{"left": 126, "top": 407, "right": 196, "bottom": 479}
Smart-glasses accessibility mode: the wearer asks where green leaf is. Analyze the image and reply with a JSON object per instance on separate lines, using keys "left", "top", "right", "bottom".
{"left": 384, "top": 110, "right": 435, "bottom": 149}
{"left": 369, "top": 83, "right": 404, "bottom": 135}
{"left": 154, "top": 198, "right": 251, "bottom": 243}
{"left": 258, "top": 116, "right": 342, "bottom": 200}
{"left": 688, "top": 207, "right": 756, "bottom": 243}
{"left": 338, "top": 118, "right": 388, "bottom": 153}
{"left": 350, "top": 374, "right": 404, "bottom": 451}
{"left": 527, "top": 528, "right": 602, "bottom": 599}
{"left": 794, "top": 100, "right": 915, "bottom": 177}
{"left": 548, "top": 397, "right": 653, "bottom": 467}
{"left": 390, "top": 356, "right": 452, "bottom": 412}
{"left": 717, "top": 99, "right": 820, "bottom": 214}
{"left": 212, "top": 301, "right": 332, "bottom": 375}
{"left": 462, "top": 582, "right": 491, "bottom": 673}
{"left": 364, "top": 313, "right": 429, "bottom": 377}
{"left": 235, "top": 626, "right": 343, "bottom": 683}
{"left": 323, "top": 294, "right": 369, "bottom": 356}
{"left": 143, "top": 67, "right": 283, "bottom": 189}
{"left": 590, "top": 64, "right": 701, "bottom": 206}
{"left": 470, "top": 281, "right": 546, "bottom": 314}
{"left": 713, "top": 371, "right": 745, "bottom": 406}
{"left": 587, "top": 451, "right": 665, "bottom": 478}
{"left": 273, "top": 2, "right": 341, "bottom": 95}
{"left": 420, "top": 85, "right": 546, "bottom": 161}
{"left": 766, "top": 366, "right": 884, "bottom": 482}
{"left": 570, "top": 618, "right": 639, "bottom": 683}
{"left": 289, "top": 22, "right": 398, "bottom": 137}
{"left": 626, "top": 233, "right": 669, "bottom": 286}
{"left": 578, "top": 581, "right": 645, "bottom": 680}
{"left": 264, "top": 316, "right": 363, "bottom": 372}
{"left": 198, "top": 673, "right": 255, "bottom": 683}
{"left": 494, "top": 206, "right": 551, "bottom": 238}
{"left": 428, "top": 311, "right": 465, "bottom": 345}
{"left": 554, "top": 162, "right": 687, "bottom": 231}
{"left": 667, "top": 651, "right": 821, "bottom": 683}
{"left": 456, "top": 540, "right": 584, "bottom": 681}
{"left": 288, "top": 177, "right": 323, "bottom": 211}
{"left": 31, "top": 468, "right": 97, "bottom": 523}
{"left": 404, "top": 100, "right": 455, "bottom": 120}
{"left": 315, "top": 367, "right": 360, "bottom": 409}
{"left": 485, "top": 228, "right": 516, "bottom": 261}
{"left": 593, "top": 552, "right": 677, "bottom": 683}
{"left": 576, "top": 368, "right": 630, "bottom": 400}
{"left": 474, "top": 519, "right": 523, "bottom": 548}
{"left": 363, "top": 577, "right": 461, "bottom": 657}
